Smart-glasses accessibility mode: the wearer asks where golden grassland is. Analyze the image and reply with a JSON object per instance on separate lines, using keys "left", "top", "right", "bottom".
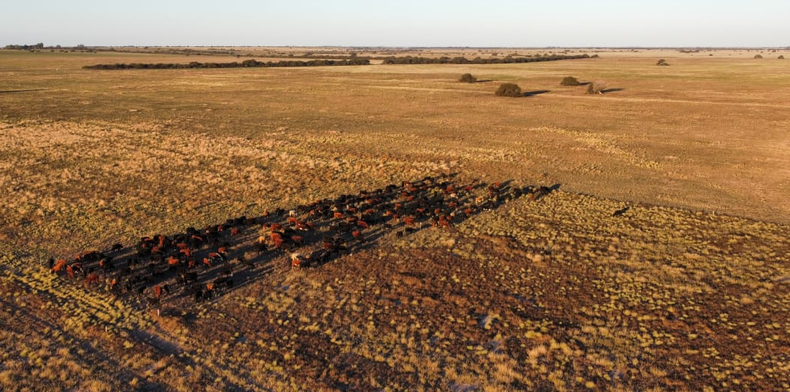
{"left": 2, "top": 47, "right": 789, "bottom": 227}
{"left": 0, "top": 48, "right": 789, "bottom": 391}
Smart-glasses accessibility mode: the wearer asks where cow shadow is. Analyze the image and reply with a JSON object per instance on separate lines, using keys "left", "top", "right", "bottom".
{"left": 51, "top": 177, "right": 561, "bottom": 308}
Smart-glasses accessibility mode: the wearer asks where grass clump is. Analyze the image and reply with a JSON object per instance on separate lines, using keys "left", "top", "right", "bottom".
{"left": 656, "top": 59, "right": 669, "bottom": 66}
{"left": 779, "top": 55, "right": 785, "bottom": 60}
{"left": 458, "top": 73, "right": 477, "bottom": 83}
{"left": 586, "top": 81, "right": 607, "bottom": 95}
{"left": 560, "top": 76, "right": 580, "bottom": 86}
{"left": 754, "top": 54, "right": 763, "bottom": 59}
{"left": 495, "top": 83, "right": 522, "bottom": 97}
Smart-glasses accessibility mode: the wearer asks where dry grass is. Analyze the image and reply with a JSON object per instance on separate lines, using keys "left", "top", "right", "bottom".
{"left": 2, "top": 47, "right": 789, "bottom": 225}
{"left": 1, "top": 47, "right": 789, "bottom": 391}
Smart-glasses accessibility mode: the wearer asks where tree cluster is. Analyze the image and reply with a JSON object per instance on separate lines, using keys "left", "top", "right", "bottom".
{"left": 4, "top": 43, "right": 45, "bottom": 50}
{"left": 83, "top": 58, "right": 371, "bottom": 70}
{"left": 381, "top": 54, "right": 590, "bottom": 65}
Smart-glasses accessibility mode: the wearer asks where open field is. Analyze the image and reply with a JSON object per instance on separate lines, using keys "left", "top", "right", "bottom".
{"left": 1, "top": 48, "right": 789, "bottom": 391}
{"left": 3, "top": 47, "right": 790, "bottom": 227}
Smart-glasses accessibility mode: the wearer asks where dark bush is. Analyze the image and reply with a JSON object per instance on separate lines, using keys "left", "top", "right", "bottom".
{"left": 560, "top": 76, "right": 580, "bottom": 86}
{"left": 495, "top": 83, "right": 522, "bottom": 97}
{"left": 459, "top": 73, "right": 477, "bottom": 83}
{"left": 779, "top": 55, "right": 785, "bottom": 60}
{"left": 656, "top": 59, "right": 669, "bottom": 66}
{"left": 381, "top": 54, "right": 590, "bottom": 65}
{"left": 84, "top": 58, "right": 371, "bottom": 70}
{"left": 586, "top": 81, "right": 607, "bottom": 94}
{"left": 754, "top": 54, "right": 763, "bottom": 59}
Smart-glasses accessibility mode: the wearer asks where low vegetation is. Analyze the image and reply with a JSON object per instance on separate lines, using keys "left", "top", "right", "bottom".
{"left": 4, "top": 181, "right": 788, "bottom": 391}
{"left": 458, "top": 73, "right": 477, "bottom": 83}
{"left": 84, "top": 58, "right": 371, "bottom": 70}
{"left": 559, "top": 76, "right": 581, "bottom": 86}
{"left": 495, "top": 83, "right": 522, "bottom": 97}
{"left": 2, "top": 49, "right": 790, "bottom": 391}
{"left": 381, "top": 54, "right": 590, "bottom": 65}
{"left": 656, "top": 59, "right": 669, "bottom": 66}
{"left": 586, "top": 81, "right": 607, "bottom": 94}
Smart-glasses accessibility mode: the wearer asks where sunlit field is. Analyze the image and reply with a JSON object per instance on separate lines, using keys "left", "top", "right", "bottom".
{"left": 1, "top": 47, "right": 789, "bottom": 391}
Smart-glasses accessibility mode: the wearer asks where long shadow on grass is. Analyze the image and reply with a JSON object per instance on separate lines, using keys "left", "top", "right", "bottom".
{"left": 1, "top": 289, "right": 174, "bottom": 391}
{"left": 49, "top": 176, "right": 558, "bottom": 309}
{"left": 0, "top": 89, "right": 47, "bottom": 94}
{"left": 523, "top": 90, "right": 550, "bottom": 97}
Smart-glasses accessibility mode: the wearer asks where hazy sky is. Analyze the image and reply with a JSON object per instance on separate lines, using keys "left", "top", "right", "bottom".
{"left": 2, "top": 0, "right": 789, "bottom": 47}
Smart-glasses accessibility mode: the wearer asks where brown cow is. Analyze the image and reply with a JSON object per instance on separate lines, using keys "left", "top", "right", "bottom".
{"left": 52, "top": 259, "right": 67, "bottom": 274}
{"left": 291, "top": 236, "right": 305, "bottom": 246}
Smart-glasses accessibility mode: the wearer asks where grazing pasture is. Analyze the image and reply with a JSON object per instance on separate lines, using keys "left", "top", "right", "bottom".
{"left": 1, "top": 48, "right": 789, "bottom": 391}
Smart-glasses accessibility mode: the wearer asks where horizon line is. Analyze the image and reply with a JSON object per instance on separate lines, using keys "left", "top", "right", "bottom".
{"left": 4, "top": 44, "right": 790, "bottom": 50}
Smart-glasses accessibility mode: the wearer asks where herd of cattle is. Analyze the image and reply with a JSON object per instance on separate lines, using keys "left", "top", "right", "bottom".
{"left": 48, "top": 175, "right": 553, "bottom": 306}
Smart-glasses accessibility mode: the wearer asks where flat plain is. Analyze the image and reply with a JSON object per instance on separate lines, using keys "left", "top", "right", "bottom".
{"left": 1, "top": 48, "right": 789, "bottom": 391}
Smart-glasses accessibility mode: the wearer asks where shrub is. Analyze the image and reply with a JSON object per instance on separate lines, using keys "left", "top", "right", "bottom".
{"left": 656, "top": 59, "right": 669, "bottom": 66}
{"left": 779, "top": 55, "right": 785, "bottom": 60}
{"left": 495, "top": 83, "right": 522, "bottom": 97}
{"left": 754, "top": 54, "right": 763, "bottom": 59}
{"left": 459, "top": 73, "right": 477, "bottom": 83}
{"left": 586, "top": 81, "right": 607, "bottom": 94}
{"left": 560, "top": 76, "right": 580, "bottom": 86}
{"left": 381, "top": 54, "right": 590, "bottom": 65}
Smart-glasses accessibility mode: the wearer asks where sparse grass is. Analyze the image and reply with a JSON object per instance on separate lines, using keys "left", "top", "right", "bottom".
{"left": 1, "top": 48, "right": 790, "bottom": 391}
{"left": 3, "top": 49, "right": 790, "bottom": 223}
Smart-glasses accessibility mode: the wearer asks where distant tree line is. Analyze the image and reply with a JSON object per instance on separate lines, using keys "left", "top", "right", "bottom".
{"left": 4, "top": 43, "right": 93, "bottom": 50}
{"left": 381, "top": 54, "right": 590, "bottom": 65}
{"left": 4, "top": 43, "right": 45, "bottom": 50}
{"left": 83, "top": 58, "right": 371, "bottom": 70}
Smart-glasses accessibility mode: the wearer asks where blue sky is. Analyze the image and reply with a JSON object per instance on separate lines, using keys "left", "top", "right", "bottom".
{"left": 2, "top": 0, "right": 788, "bottom": 47}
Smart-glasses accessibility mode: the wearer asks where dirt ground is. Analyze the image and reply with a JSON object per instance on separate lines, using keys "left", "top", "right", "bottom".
{"left": 1, "top": 47, "right": 789, "bottom": 391}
